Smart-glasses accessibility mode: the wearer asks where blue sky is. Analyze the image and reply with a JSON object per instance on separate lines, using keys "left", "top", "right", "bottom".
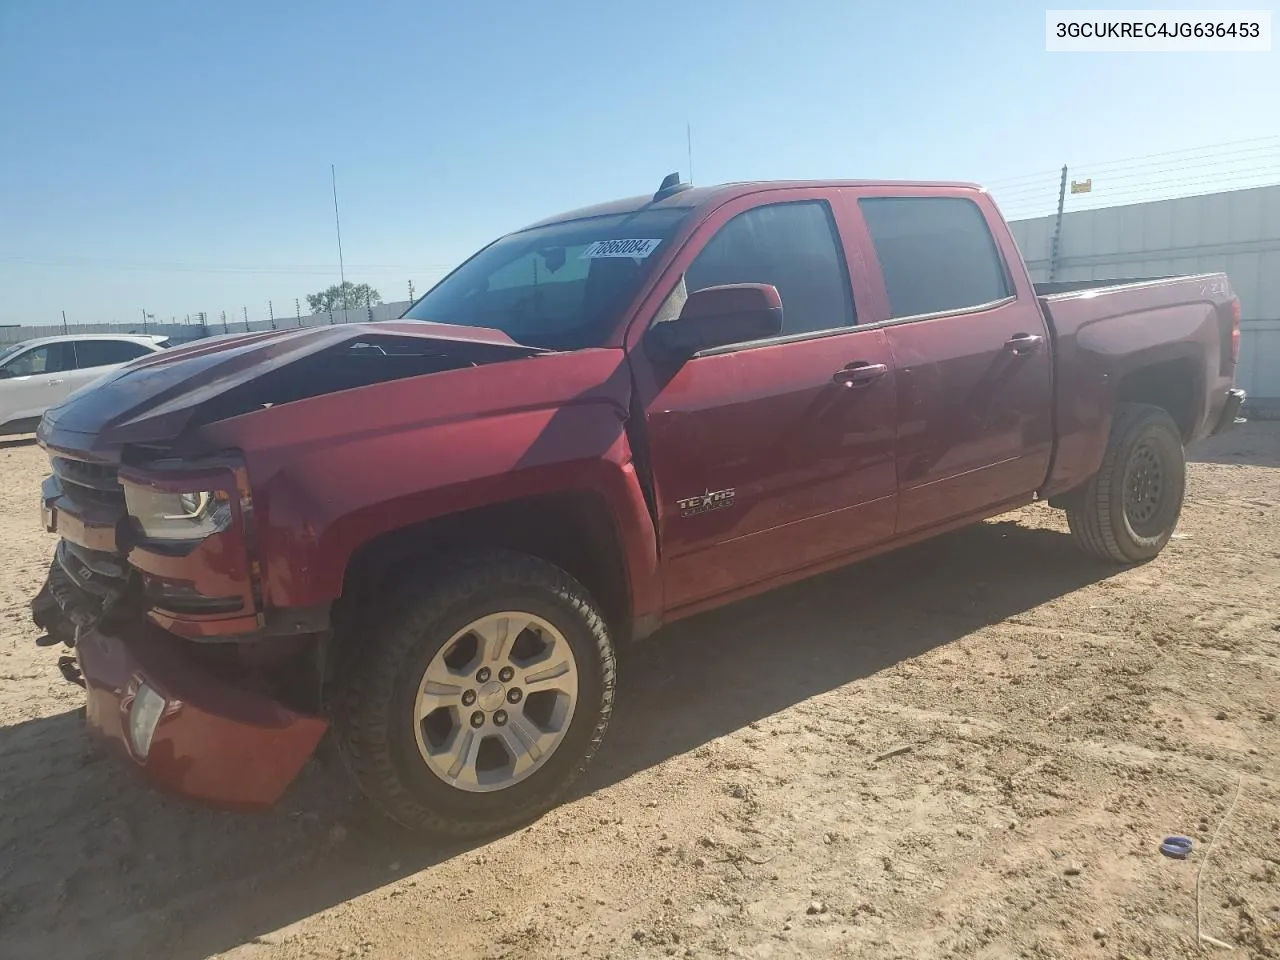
{"left": 1, "top": 0, "right": 1277, "bottom": 326}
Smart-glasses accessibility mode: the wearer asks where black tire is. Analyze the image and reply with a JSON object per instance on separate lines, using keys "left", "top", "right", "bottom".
{"left": 1065, "top": 403, "right": 1186, "bottom": 563}
{"left": 331, "top": 550, "right": 616, "bottom": 838}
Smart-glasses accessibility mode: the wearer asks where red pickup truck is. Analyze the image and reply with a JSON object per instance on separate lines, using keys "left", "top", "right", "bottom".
{"left": 31, "top": 176, "right": 1245, "bottom": 836}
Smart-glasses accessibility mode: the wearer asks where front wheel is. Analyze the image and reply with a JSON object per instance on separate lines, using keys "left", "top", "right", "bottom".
{"left": 331, "top": 551, "right": 616, "bottom": 837}
{"left": 1065, "top": 403, "right": 1186, "bottom": 563}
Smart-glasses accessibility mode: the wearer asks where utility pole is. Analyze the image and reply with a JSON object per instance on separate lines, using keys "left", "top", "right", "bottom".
{"left": 243, "top": 306, "right": 249, "bottom": 332}
{"left": 221, "top": 310, "right": 228, "bottom": 334}
{"left": 1048, "top": 165, "right": 1068, "bottom": 282}
{"left": 269, "top": 300, "right": 276, "bottom": 329}
{"left": 408, "top": 279, "right": 415, "bottom": 302}
{"left": 61, "top": 310, "right": 68, "bottom": 334}
{"left": 295, "top": 298, "right": 302, "bottom": 327}
{"left": 141, "top": 308, "right": 148, "bottom": 334}
{"left": 331, "top": 163, "right": 348, "bottom": 324}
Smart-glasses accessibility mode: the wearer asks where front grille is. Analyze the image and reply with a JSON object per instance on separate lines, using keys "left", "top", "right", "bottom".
{"left": 51, "top": 456, "right": 125, "bottom": 509}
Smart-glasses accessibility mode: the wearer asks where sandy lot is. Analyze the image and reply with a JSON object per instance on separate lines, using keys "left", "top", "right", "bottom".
{"left": 1, "top": 425, "right": 1277, "bottom": 960}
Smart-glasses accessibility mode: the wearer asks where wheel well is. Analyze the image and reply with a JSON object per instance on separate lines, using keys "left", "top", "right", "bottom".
{"left": 337, "top": 491, "right": 632, "bottom": 638}
{"left": 1115, "top": 358, "right": 1199, "bottom": 440}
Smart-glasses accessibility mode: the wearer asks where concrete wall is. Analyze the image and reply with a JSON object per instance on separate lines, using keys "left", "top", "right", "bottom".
{"left": 1008, "top": 185, "right": 1280, "bottom": 407}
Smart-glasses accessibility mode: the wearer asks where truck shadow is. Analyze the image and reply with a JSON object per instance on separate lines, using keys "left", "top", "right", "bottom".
{"left": 593, "top": 517, "right": 1108, "bottom": 787}
{"left": 0, "top": 518, "right": 1114, "bottom": 960}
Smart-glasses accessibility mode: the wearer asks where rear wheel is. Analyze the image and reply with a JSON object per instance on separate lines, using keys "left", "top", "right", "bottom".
{"left": 331, "top": 551, "right": 615, "bottom": 837}
{"left": 1065, "top": 403, "right": 1186, "bottom": 563}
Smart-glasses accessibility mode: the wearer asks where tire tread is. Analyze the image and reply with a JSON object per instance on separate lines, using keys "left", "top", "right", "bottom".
{"left": 1065, "top": 403, "right": 1184, "bottom": 564}
{"left": 331, "top": 550, "right": 616, "bottom": 837}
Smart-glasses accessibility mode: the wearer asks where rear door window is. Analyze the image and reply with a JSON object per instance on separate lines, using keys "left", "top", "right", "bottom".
{"left": 859, "top": 197, "right": 1010, "bottom": 319}
{"left": 685, "top": 201, "right": 855, "bottom": 336}
{"left": 73, "top": 339, "right": 153, "bottom": 369}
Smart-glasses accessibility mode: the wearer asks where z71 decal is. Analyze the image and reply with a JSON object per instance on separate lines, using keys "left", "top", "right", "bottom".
{"left": 676, "top": 488, "right": 736, "bottom": 518}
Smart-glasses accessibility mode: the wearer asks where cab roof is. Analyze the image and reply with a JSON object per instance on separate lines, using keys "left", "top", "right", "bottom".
{"left": 520, "top": 179, "right": 986, "bottom": 231}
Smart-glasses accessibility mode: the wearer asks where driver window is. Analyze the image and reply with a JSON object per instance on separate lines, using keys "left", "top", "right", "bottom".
{"left": 681, "top": 201, "right": 856, "bottom": 336}
{"left": 1, "top": 343, "right": 73, "bottom": 377}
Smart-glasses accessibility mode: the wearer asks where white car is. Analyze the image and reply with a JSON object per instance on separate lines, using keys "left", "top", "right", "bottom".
{"left": 0, "top": 334, "right": 169, "bottom": 436}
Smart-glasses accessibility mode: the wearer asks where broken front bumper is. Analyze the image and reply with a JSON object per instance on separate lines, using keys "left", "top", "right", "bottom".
{"left": 74, "top": 620, "right": 327, "bottom": 809}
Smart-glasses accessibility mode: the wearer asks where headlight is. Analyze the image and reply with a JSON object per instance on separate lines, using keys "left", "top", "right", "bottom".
{"left": 123, "top": 483, "right": 233, "bottom": 541}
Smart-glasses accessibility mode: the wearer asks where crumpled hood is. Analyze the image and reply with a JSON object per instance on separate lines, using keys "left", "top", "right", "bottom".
{"left": 38, "top": 322, "right": 542, "bottom": 451}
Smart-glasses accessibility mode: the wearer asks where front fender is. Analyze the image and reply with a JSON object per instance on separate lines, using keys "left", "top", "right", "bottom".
{"left": 201, "top": 348, "right": 661, "bottom": 623}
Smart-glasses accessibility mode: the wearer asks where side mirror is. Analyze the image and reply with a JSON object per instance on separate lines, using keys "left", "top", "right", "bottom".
{"left": 647, "top": 283, "right": 783, "bottom": 363}
{"left": 0, "top": 368, "right": 12, "bottom": 379}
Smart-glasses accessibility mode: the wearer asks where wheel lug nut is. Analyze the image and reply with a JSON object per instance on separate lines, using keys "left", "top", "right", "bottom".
{"left": 494, "top": 710, "right": 508, "bottom": 726}
{"left": 461, "top": 690, "right": 476, "bottom": 706}
{"left": 498, "top": 666, "right": 514, "bottom": 682}
{"left": 470, "top": 711, "right": 485, "bottom": 728}
{"left": 476, "top": 667, "right": 491, "bottom": 683}
{"left": 507, "top": 688, "right": 522, "bottom": 704}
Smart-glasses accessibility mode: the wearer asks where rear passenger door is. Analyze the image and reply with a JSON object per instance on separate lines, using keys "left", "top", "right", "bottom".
{"left": 854, "top": 194, "right": 1053, "bottom": 533}
{"left": 68, "top": 339, "right": 156, "bottom": 392}
{"left": 631, "top": 189, "right": 899, "bottom": 611}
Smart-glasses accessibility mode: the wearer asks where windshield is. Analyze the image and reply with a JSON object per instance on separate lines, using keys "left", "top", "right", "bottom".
{"left": 402, "top": 208, "right": 691, "bottom": 349}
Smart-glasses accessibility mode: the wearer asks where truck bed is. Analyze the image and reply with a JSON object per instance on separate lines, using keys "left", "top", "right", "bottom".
{"left": 1034, "top": 271, "right": 1239, "bottom": 498}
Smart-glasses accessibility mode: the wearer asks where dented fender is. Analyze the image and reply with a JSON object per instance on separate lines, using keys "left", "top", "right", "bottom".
{"left": 199, "top": 348, "right": 664, "bottom": 625}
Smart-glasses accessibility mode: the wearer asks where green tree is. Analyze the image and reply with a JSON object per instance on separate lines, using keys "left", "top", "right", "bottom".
{"left": 306, "top": 282, "right": 382, "bottom": 315}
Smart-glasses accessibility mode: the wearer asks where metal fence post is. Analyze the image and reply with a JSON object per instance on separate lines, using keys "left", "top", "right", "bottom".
{"left": 1048, "top": 165, "right": 1068, "bottom": 282}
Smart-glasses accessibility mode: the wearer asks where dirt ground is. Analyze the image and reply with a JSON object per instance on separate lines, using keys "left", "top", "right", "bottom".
{"left": 1, "top": 424, "right": 1277, "bottom": 960}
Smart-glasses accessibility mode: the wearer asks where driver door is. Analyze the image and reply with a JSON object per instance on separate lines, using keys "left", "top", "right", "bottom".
{"left": 628, "top": 189, "right": 899, "bottom": 612}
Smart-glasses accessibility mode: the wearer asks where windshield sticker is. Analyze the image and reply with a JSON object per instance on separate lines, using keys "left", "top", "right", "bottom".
{"left": 580, "top": 238, "right": 663, "bottom": 260}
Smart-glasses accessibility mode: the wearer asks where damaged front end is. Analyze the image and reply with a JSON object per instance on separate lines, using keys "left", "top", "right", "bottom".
{"left": 29, "top": 320, "right": 542, "bottom": 808}
{"left": 32, "top": 459, "right": 141, "bottom": 683}
{"left": 30, "top": 444, "right": 331, "bottom": 807}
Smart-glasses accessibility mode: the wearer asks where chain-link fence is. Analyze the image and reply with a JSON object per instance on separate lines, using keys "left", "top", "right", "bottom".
{"left": 0, "top": 301, "right": 414, "bottom": 347}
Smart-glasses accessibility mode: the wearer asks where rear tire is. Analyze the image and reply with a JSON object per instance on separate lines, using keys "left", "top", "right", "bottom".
{"left": 331, "top": 550, "right": 615, "bottom": 838}
{"left": 1065, "top": 403, "right": 1186, "bottom": 563}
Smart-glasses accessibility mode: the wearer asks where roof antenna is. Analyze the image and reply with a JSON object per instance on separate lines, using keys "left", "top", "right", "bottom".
{"left": 687, "top": 123, "right": 694, "bottom": 184}
{"left": 653, "top": 171, "right": 691, "bottom": 202}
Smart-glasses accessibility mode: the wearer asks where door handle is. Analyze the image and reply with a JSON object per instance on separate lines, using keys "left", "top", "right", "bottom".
{"left": 1004, "top": 333, "right": 1044, "bottom": 356}
{"left": 833, "top": 362, "right": 888, "bottom": 387}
